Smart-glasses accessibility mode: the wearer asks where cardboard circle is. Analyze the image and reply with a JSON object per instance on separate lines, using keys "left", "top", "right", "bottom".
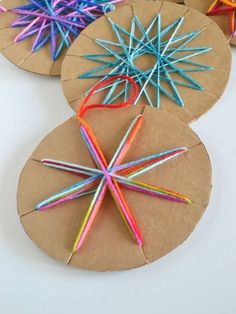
{"left": 61, "top": 0, "right": 231, "bottom": 124}
{"left": 17, "top": 105, "right": 212, "bottom": 271}
{"left": 185, "top": 0, "right": 236, "bottom": 46}
{"left": 0, "top": 0, "right": 127, "bottom": 76}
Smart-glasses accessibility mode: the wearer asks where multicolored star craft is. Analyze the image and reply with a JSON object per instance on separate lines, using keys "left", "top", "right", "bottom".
{"left": 10, "top": 0, "right": 121, "bottom": 60}
{"left": 33, "top": 103, "right": 191, "bottom": 257}
{"left": 207, "top": 0, "right": 236, "bottom": 36}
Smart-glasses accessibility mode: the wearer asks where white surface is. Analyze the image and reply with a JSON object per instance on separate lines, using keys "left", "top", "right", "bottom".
{"left": 0, "top": 51, "right": 236, "bottom": 314}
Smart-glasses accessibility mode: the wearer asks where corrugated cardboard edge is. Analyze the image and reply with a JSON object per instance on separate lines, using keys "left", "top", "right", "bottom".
{"left": 17, "top": 105, "right": 212, "bottom": 271}
{"left": 61, "top": 0, "right": 231, "bottom": 124}
{"left": 185, "top": 0, "right": 236, "bottom": 46}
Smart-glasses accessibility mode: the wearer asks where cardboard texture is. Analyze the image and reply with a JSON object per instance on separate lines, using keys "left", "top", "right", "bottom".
{"left": 162, "top": 0, "right": 184, "bottom": 2}
{"left": 17, "top": 105, "right": 212, "bottom": 271}
{"left": 185, "top": 0, "right": 236, "bottom": 46}
{"left": 61, "top": 0, "right": 231, "bottom": 124}
{"left": 0, "top": 0, "right": 132, "bottom": 76}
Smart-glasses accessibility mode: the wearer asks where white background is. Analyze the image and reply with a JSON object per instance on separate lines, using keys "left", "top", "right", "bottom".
{"left": 0, "top": 49, "right": 236, "bottom": 314}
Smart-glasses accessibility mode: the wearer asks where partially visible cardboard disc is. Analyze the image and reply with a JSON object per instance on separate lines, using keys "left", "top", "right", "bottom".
{"left": 61, "top": 0, "right": 231, "bottom": 124}
{"left": 17, "top": 105, "right": 212, "bottom": 271}
{"left": 185, "top": 0, "right": 236, "bottom": 46}
{"left": 0, "top": 0, "right": 128, "bottom": 76}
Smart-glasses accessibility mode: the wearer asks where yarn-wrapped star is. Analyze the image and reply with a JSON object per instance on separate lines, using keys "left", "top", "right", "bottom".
{"left": 11, "top": 0, "right": 121, "bottom": 60}
{"left": 33, "top": 76, "right": 191, "bottom": 259}
{"left": 80, "top": 14, "right": 213, "bottom": 108}
{"left": 207, "top": 0, "right": 236, "bottom": 36}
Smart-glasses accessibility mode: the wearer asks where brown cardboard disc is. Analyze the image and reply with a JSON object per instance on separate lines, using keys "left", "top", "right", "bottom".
{"left": 17, "top": 105, "right": 212, "bottom": 271}
{"left": 0, "top": 0, "right": 130, "bottom": 76}
{"left": 185, "top": 0, "right": 236, "bottom": 46}
{"left": 61, "top": 0, "right": 231, "bottom": 124}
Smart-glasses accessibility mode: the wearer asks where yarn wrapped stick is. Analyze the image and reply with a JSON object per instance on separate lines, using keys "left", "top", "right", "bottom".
{"left": 40, "top": 147, "right": 190, "bottom": 207}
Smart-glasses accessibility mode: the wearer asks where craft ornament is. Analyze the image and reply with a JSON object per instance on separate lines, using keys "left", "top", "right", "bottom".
{"left": 61, "top": 0, "right": 231, "bottom": 124}
{"left": 79, "top": 14, "right": 214, "bottom": 108}
{"left": 12, "top": 0, "right": 121, "bottom": 61}
{"left": 0, "top": 0, "right": 123, "bottom": 75}
{"left": 18, "top": 75, "right": 212, "bottom": 271}
{"left": 33, "top": 76, "right": 191, "bottom": 262}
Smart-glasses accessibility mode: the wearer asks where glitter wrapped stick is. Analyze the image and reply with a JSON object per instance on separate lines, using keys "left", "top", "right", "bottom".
{"left": 207, "top": 0, "right": 236, "bottom": 35}
{"left": 10, "top": 0, "right": 122, "bottom": 60}
{"left": 33, "top": 75, "right": 191, "bottom": 256}
{"left": 80, "top": 14, "right": 213, "bottom": 108}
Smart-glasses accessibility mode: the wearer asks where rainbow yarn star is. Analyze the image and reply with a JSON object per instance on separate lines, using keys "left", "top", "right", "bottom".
{"left": 32, "top": 76, "right": 191, "bottom": 258}
{"left": 207, "top": 0, "right": 236, "bottom": 36}
{"left": 10, "top": 0, "right": 121, "bottom": 60}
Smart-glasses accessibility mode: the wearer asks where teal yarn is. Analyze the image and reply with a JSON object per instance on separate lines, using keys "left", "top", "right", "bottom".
{"left": 80, "top": 14, "right": 213, "bottom": 107}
